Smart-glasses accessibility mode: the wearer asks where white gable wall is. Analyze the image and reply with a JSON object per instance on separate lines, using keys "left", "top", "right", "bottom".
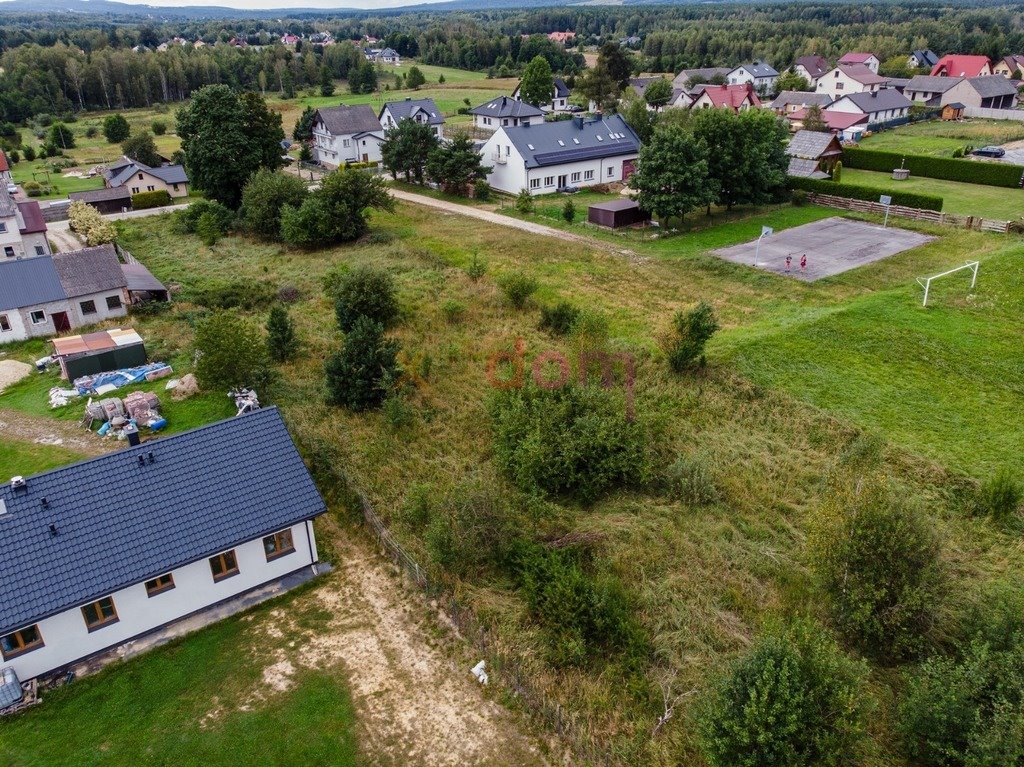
{"left": 3, "top": 521, "right": 318, "bottom": 680}
{"left": 312, "top": 119, "right": 383, "bottom": 167}
{"left": 827, "top": 97, "right": 910, "bottom": 123}
{"left": 0, "top": 289, "right": 128, "bottom": 345}
{"left": 816, "top": 67, "right": 881, "bottom": 99}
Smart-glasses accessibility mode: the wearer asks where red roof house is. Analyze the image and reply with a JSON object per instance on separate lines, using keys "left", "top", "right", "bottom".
{"left": 0, "top": 149, "right": 9, "bottom": 176}
{"left": 931, "top": 55, "right": 992, "bottom": 78}
{"left": 16, "top": 201, "right": 46, "bottom": 235}
{"left": 787, "top": 107, "right": 868, "bottom": 137}
{"left": 691, "top": 83, "right": 762, "bottom": 113}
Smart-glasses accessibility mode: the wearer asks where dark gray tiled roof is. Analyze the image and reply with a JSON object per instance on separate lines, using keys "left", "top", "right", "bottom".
{"left": 106, "top": 159, "right": 187, "bottom": 188}
{"left": 734, "top": 61, "right": 779, "bottom": 78}
{"left": 905, "top": 75, "right": 963, "bottom": 93}
{"left": 966, "top": 75, "right": 1018, "bottom": 98}
{"left": 470, "top": 95, "right": 544, "bottom": 119}
{"left": 787, "top": 129, "right": 842, "bottom": 160}
{"left": 503, "top": 114, "right": 641, "bottom": 169}
{"left": 0, "top": 408, "right": 326, "bottom": 636}
{"left": 0, "top": 257, "right": 65, "bottom": 311}
{"left": 52, "top": 245, "right": 127, "bottom": 299}
{"left": 770, "top": 91, "right": 832, "bottom": 109}
{"left": 833, "top": 89, "right": 912, "bottom": 113}
{"left": 315, "top": 104, "right": 383, "bottom": 136}
{"left": 912, "top": 49, "right": 939, "bottom": 67}
{"left": 381, "top": 97, "right": 444, "bottom": 126}
{"left": 68, "top": 187, "right": 133, "bottom": 204}
{"left": 553, "top": 77, "right": 570, "bottom": 99}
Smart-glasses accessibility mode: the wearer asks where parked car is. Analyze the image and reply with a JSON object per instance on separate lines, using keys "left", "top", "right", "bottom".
{"left": 5, "top": 183, "right": 16, "bottom": 195}
{"left": 557, "top": 185, "right": 580, "bottom": 194}
{"left": 972, "top": 146, "right": 1006, "bottom": 158}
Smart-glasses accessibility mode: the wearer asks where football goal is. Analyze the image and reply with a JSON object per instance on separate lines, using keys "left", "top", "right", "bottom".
{"left": 916, "top": 262, "right": 979, "bottom": 307}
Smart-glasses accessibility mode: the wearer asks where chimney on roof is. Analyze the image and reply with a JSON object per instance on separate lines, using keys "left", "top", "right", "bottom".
{"left": 10, "top": 476, "right": 26, "bottom": 492}
{"left": 125, "top": 423, "right": 140, "bottom": 447}
{"left": 871, "top": 90, "right": 878, "bottom": 97}
{"left": 572, "top": 115, "right": 584, "bottom": 129}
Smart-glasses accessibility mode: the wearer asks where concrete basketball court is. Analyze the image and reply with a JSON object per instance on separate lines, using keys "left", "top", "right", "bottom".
{"left": 713, "top": 217, "right": 936, "bottom": 281}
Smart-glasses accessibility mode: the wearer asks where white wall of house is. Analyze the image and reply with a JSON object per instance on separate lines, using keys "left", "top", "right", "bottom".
{"left": 841, "top": 55, "right": 880, "bottom": 73}
{"left": 19, "top": 232, "right": 50, "bottom": 258}
{"left": 380, "top": 108, "right": 443, "bottom": 139}
{"left": 728, "top": 67, "right": 777, "bottom": 91}
{"left": 2, "top": 521, "right": 318, "bottom": 680}
{"left": 816, "top": 68, "right": 881, "bottom": 99}
{"left": 0, "top": 289, "right": 128, "bottom": 344}
{"left": 827, "top": 98, "right": 910, "bottom": 123}
{"left": 473, "top": 113, "right": 543, "bottom": 132}
{"left": 118, "top": 170, "right": 188, "bottom": 198}
{"left": 943, "top": 79, "right": 1017, "bottom": 109}
{"left": 794, "top": 65, "right": 822, "bottom": 87}
{"left": 0, "top": 214, "right": 24, "bottom": 259}
{"left": 312, "top": 123, "right": 383, "bottom": 167}
{"left": 689, "top": 92, "right": 756, "bottom": 111}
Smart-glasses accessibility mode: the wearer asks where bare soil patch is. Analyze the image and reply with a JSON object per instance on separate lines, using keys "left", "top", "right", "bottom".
{"left": 0, "top": 407, "right": 111, "bottom": 455}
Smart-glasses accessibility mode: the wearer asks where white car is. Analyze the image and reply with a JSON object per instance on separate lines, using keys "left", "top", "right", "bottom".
{"left": 5, "top": 183, "right": 16, "bottom": 195}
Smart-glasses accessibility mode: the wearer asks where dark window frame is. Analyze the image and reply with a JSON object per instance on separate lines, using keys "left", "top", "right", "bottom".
{"left": 0, "top": 625, "right": 44, "bottom": 660}
{"left": 106, "top": 295, "right": 122, "bottom": 310}
{"left": 209, "top": 550, "right": 240, "bottom": 582}
{"left": 263, "top": 529, "right": 296, "bottom": 562}
{"left": 144, "top": 573, "right": 175, "bottom": 597}
{"left": 80, "top": 299, "right": 97, "bottom": 315}
{"left": 81, "top": 596, "right": 119, "bottom": 632}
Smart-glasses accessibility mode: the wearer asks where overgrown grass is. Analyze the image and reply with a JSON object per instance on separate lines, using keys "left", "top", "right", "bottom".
{"left": 842, "top": 168, "right": 1024, "bottom": 220}
{"left": 860, "top": 118, "right": 1024, "bottom": 157}
{"left": 0, "top": 590, "right": 359, "bottom": 767}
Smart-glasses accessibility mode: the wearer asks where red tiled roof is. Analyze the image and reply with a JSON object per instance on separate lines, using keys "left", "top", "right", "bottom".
{"left": 0, "top": 150, "right": 8, "bottom": 173}
{"left": 788, "top": 108, "right": 868, "bottom": 131}
{"left": 696, "top": 83, "right": 761, "bottom": 111}
{"left": 838, "top": 64, "right": 888, "bottom": 85}
{"left": 839, "top": 52, "right": 877, "bottom": 64}
{"left": 17, "top": 201, "right": 46, "bottom": 234}
{"left": 931, "top": 55, "right": 991, "bottom": 77}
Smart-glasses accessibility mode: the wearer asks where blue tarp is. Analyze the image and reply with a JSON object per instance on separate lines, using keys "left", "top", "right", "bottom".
{"left": 73, "top": 362, "right": 172, "bottom": 394}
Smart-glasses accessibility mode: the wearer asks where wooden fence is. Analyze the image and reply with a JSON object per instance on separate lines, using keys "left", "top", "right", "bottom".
{"left": 806, "top": 193, "right": 1016, "bottom": 234}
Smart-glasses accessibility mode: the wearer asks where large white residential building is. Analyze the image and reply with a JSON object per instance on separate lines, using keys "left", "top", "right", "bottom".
{"left": 311, "top": 104, "right": 384, "bottom": 167}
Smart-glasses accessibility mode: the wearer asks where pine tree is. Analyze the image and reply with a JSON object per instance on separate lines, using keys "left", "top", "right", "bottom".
{"left": 266, "top": 305, "right": 297, "bottom": 362}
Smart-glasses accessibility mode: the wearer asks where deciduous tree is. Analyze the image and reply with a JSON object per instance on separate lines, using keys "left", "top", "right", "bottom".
{"left": 519, "top": 55, "right": 554, "bottom": 107}
{"left": 381, "top": 119, "right": 440, "bottom": 183}
{"left": 103, "top": 113, "right": 130, "bottom": 143}
{"left": 632, "top": 126, "right": 715, "bottom": 224}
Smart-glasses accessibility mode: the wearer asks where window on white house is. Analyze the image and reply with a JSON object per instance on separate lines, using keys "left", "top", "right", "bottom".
{"left": 544, "top": 176, "right": 554, "bottom": 187}
{"left": 836, "top": 83, "right": 844, "bottom": 90}
{"left": 35, "top": 245, "right": 44, "bottom": 255}
{"left": 173, "top": 184, "right": 179, "bottom": 191}
{"left": 80, "top": 300, "right": 96, "bottom": 315}
{"left": 264, "top": 529, "right": 296, "bottom": 561}
{"left": 584, "top": 170, "right": 594, "bottom": 181}
{"left": 0, "top": 314, "right": 10, "bottom": 332}
{"left": 209, "top": 550, "right": 240, "bottom": 582}
{"left": 529, "top": 178, "right": 540, "bottom": 189}
{"left": 81, "top": 596, "right": 119, "bottom": 631}
{"left": 138, "top": 173, "right": 144, "bottom": 180}
{"left": 343, "top": 139, "right": 350, "bottom": 147}
{"left": 30, "top": 310, "right": 45, "bottom": 325}
{"left": 3, "top": 246, "right": 13, "bottom": 258}
{"left": 147, "top": 185, "right": 155, "bottom": 192}
{"left": 106, "top": 295, "right": 122, "bottom": 310}
{"left": 571, "top": 172, "right": 581, "bottom": 182}
{"left": 0, "top": 625, "right": 43, "bottom": 660}
{"left": 145, "top": 573, "right": 175, "bottom": 597}
{"left": 607, "top": 166, "right": 615, "bottom": 177}
{"left": 131, "top": 187, "right": 140, "bottom": 194}
{"left": 0, "top": 223, "right": 6, "bottom": 233}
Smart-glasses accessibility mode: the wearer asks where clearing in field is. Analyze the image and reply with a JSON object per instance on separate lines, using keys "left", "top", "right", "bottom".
{"left": 712, "top": 217, "right": 936, "bottom": 280}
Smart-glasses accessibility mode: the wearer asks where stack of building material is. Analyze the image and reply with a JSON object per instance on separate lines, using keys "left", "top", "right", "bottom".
{"left": 124, "top": 390, "right": 161, "bottom": 421}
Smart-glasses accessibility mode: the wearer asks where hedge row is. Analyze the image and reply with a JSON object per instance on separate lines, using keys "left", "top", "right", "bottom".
{"left": 843, "top": 146, "right": 1024, "bottom": 189}
{"left": 789, "top": 177, "right": 944, "bottom": 211}
{"left": 131, "top": 189, "right": 173, "bottom": 209}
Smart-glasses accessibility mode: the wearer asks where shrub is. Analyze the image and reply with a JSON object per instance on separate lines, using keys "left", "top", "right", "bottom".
{"left": 6, "top": 150, "right": 17, "bottom": 164}
{"left": 665, "top": 301, "right": 719, "bottom": 374}
{"left": 324, "top": 316, "right": 400, "bottom": 411}
{"left": 465, "top": 251, "right": 487, "bottom": 281}
{"left": 68, "top": 200, "right": 116, "bottom": 245}
{"left": 131, "top": 190, "right": 172, "bottom": 210}
{"left": 195, "top": 212, "right": 222, "bottom": 246}
{"left": 174, "top": 199, "right": 234, "bottom": 235}
{"left": 473, "top": 178, "right": 491, "bottom": 201}
{"left": 151, "top": 119, "right": 167, "bottom": 136}
{"left": 332, "top": 267, "right": 400, "bottom": 332}
{"left": 666, "top": 452, "right": 719, "bottom": 505}
{"left": 698, "top": 621, "right": 868, "bottom": 767}
{"left": 194, "top": 311, "right": 270, "bottom": 391}
{"left": 47, "top": 122, "right": 74, "bottom": 149}
{"left": 22, "top": 180, "right": 41, "bottom": 196}
{"left": 240, "top": 168, "right": 309, "bottom": 239}
{"left": 843, "top": 146, "right": 1024, "bottom": 188}
{"left": 515, "top": 188, "right": 534, "bottom": 214}
{"left": 84, "top": 126, "right": 97, "bottom": 139}
{"left": 23, "top": 145, "right": 36, "bottom": 162}
{"left": 832, "top": 160, "right": 842, "bottom": 183}
{"left": 974, "top": 468, "right": 1021, "bottom": 524}
{"left": 382, "top": 392, "right": 416, "bottom": 430}
{"left": 538, "top": 301, "right": 580, "bottom": 335}
{"left": 266, "top": 305, "right": 296, "bottom": 363}
{"left": 102, "top": 114, "right": 130, "bottom": 143}
{"left": 189, "top": 280, "right": 276, "bottom": 310}
{"left": 788, "top": 176, "right": 943, "bottom": 211}
{"left": 489, "top": 383, "right": 650, "bottom": 503}
{"left": 791, "top": 188, "right": 808, "bottom": 206}
{"left": 441, "top": 299, "right": 466, "bottom": 323}
{"left": 811, "top": 479, "right": 944, "bottom": 661}
{"left": 562, "top": 198, "right": 576, "bottom": 223}
{"left": 514, "top": 542, "right": 647, "bottom": 667}
{"left": 280, "top": 167, "right": 393, "bottom": 248}
{"left": 498, "top": 272, "right": 539, "bottom": 309}
{"left": 425, "top": 480, "right": 514, "bottom": 577}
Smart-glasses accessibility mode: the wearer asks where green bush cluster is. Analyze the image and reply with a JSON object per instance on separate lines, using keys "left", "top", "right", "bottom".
{"left": 174, "top": 199, "right": 234, "bottom": 235}
{"left": 666, "top": 451, "right": 719, "bottom": 506}
{"left": 665, "top": 301, "right": 719, "bottom": 374}
{"left": 344, "top": 160, "right": 379, "bottom": 169}
{"left": 131, "top": 190, "right": 172, "bottom": 210}
{"left": 843, "top": 146, "right": 1024, "bottom": 189}
{"left": 974, "top": 469, "right": 1021, "bottom": 524}
{"left": 489, "top": 383, "right": 650, "bottom": 503}
{"left": 538, "top": 301, "right": 581, "bottom": 335}
{"left": 788, "top": 176, "right": 944, "bottom": 211}
{"left": 331, "top": 267, "right": 400, "bottom": 332}
{"left": 324, "top": 316, "right": 399, "bottom": 411}
{"left": 498, "top": 272, "right": 539, "bottom": 309}
{"left": 425, "top": 481, "right": 515, "bottom": 578}
{"left": 514, "top": 543, "right": 648, "bottom": 667}
{"left": 188, "top": 280, "right": 277, "bottom": 311}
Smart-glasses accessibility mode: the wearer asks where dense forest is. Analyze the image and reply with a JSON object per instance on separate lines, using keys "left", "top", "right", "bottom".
{"left": 2, "top": 2, "right": 1024, "bottom": 122}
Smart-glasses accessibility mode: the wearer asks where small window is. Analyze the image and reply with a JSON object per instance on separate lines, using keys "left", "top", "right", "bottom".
{"left": 0, "top": 222, "right": 6, "bottom": 233}
{"left": 80, "top": 300, "right": 96, "bottom": 315}
{"left": 172, "top": 183, "right": 179, "bottom": 191}
{"left": 263, "top": 529, "right": 296, "bottom": 561}
{"left": 210, "top": 550, "right": 239, "bottom": 582}
{"left": 0, "top": 625, "right": 44, "bottom": 660}
{"left": 836, "top": 83, "right": 844, "bottom": 91}
{"left": 529, "top": 178, "right": 540, "bottom": 189}
{"left": 596, "top": 135, "right": 603, "bottom": 142}
{"left": 145, "top": 573, "right": 175, "bottom": 597}
{"left": 544, "top": 176, "right": 554, "bottom": 187}
{"left": 146, "top": 185, "right": 155, "bottom": 192}
{"left": 527, "top": 143, "right": 534, "bottom": 150}
{"left": 557, "top": 140, "right": 565, "bottom": 146}
{"left": 607, "top": 166, "right": 615, "bottom": 177}
{"left": 570, "top": 172, "right": 581, "bottom": 182}
{"left": 343, "top": 139, "right": 350, "bottom": 147}
{"left": 81, "top": 596, "right": 119, "bottom": 631}
{"left": 106, "top": 295, "right": 122, "bottom": 310}
{"left": 0, "top": 314, "right": 10, "bottom": 332}
{"left": 131, "top": 187, "right": 140, "bottom": 194}
{"left": 3, "top": 246, "right": 13, "bottom": 258}
{"left": 34, "top": 245, "right": 44, "bottom": 255}
{"left": 584, "top": 170, "right": 594, "bottom": 181}
{"left": 30, "top": 310, "right": 45, "bottom": 325}
{"left": 572, "top": 138, "right": 580, "bottom": 144}
{"left": 138, "top": 173, "right": 144, "bottom": 180}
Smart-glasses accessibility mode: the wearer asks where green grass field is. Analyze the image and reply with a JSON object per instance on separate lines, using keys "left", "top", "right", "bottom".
{"left": 841, "top": 168, "right": 1024, "bottom": 220}
{"left": 0, "top": 439, "right": 86, "bottom": 480}
{"left": 860, "top": 118, "right": 1024, "bottom": 157}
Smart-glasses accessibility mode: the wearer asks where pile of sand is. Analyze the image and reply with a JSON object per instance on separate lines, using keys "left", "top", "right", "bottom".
{"left": 0, "top": 360, "right": 32, "bottom": 394}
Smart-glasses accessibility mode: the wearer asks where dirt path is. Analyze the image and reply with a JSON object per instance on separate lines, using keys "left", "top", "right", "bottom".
{"left": 251, "top": 531, "right": 549, "bottom": 767}
{"left": 44, "top": 221, "right": 85, "bottom": 254}
{"left": 0, "top": 408, "right": 110, "bottom": 456}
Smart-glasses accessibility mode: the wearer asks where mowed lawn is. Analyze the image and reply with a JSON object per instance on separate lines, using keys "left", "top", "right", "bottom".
{"left": 859, "top": 118, "right": 1024, "bottom": 157}
{"left": 0, "top": 439, "right": 87, "bottom": 480}
{"left": 0, "top": 597, "right": 359, "bottom": 767}
{"left": 840, "top": 168, "right": 1024, "bottom": 221}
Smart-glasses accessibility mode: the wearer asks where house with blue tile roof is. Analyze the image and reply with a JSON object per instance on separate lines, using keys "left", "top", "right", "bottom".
{"left": 0, "top": 408, "right": 326, "bottom": 681}
{"left": 379, "top": 97, "right": 445, "bottom": 140}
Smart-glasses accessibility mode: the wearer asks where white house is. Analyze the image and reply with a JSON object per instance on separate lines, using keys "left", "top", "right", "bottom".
{"left": 0, "top": 188, "right": 49, "bottom": 260}
{"left": 0, "top": 408, "right": 326, "bottom": 683}
{"left": 104, "top": 158, "right": 189, "bottom": 199}
{"left": 827, "top": 89, "right": 912, "bottom": 125}
{"left": 689, "top": 83, "right": 762, "bottom": 112}
{"left": 379, "top": 97, "right": 445, "bottom": 140}
{"left": 728, "top": 61, "right": 780, "bottom": 93}
{"left": 481, "top": 114, "right": 641, "bottom": 195}
{"left": 769, "top": 90, "right": 833, "bottom": 114}
{"left": 816, "top": 64, "right": 889, "bottom": 99}
{"left": 0, "top": 245, "right": 128, "bottom": 343}
{"left": 312, "top": 104, "right": 384, "bottom": 167}
{"left": 512, "top": 77, "right": 572, "bottom": 112}
{"left": 793, "top": 55, "right": 831, "bottom": 87}
{"left": 838, "top": 52, "right": 881, "bottom": 73}
{"left": 469, "top": 96, "right": 545, "bottom": 132}
{"left": 908, "top": 49, "right": 939, "bottom": 69}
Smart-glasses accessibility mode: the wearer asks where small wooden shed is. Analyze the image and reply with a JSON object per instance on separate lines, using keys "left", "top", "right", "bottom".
{"left": 942, "top": 102, "right": 966, "bottom": 121}
{"left": 68, "top": 186, "right": 133, "bottom": 215}
{"left": 587, "top": 199, "right": 651, "bottom": 229}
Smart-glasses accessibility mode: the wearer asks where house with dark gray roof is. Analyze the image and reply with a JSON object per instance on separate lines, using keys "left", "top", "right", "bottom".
{"left": 0, "top": 187, "right": 49, "bottom": 260}
{"left": 480, "top": 114, "right": 641, "bottom": 195}
{"left": 379, "top": 97, "right": 445, "bottom": 139}
{"left": 728, "top": 61, "right": 780, "bottom": 92}
{"left": 0, "top": 408, "right": 327, "bottom": 682}
{"left": 312, "top": 104, "right": 384, "bottom": 167}
{"left": 904, "top": 75, "right": 965, "bottom": 106}
{"left": 826, "top": 89, "right": 912, "bottom": 124}
{"left": 943, "top": 75, "right": 1019, "bottom": 109}
{"left": 770, "top": 90, "right": 833, "bottom": 114}
{"left": 470, "top": 96, "right": 545, "bottom": 132}
{"left": 908, "top": 49, "right": 939, "bottom": 69}
{"left": 104, "top": 157, "right": 188, "bottom": 199}
{"left": 512, "top": 76, "right": 573, "bottom": 112}
{"left": 0, "top": 245, "right": 128, "bottom": 343}
{"left": 672, "top": 67, "right": 731, "bottom": 90}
